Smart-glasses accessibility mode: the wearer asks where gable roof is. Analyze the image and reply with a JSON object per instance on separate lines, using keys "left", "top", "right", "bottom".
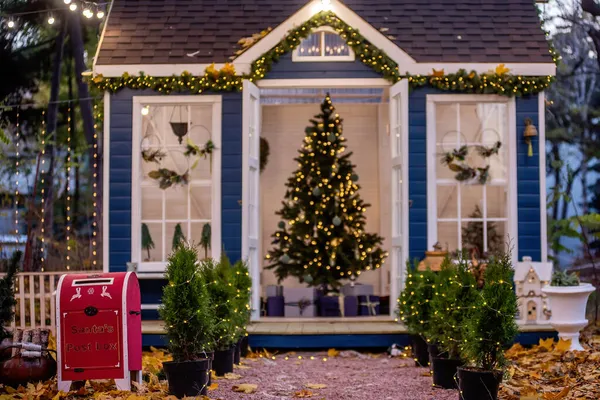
{"left": 95, "top": 0, "right": 553, "bottom": 70}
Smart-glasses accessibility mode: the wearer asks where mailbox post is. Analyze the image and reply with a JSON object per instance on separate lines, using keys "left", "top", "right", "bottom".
{"left": 56, "top": 272, "right": 142, "bottom": 391}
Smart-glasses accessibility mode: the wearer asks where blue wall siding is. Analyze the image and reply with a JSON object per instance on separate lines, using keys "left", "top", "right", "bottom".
{"left": 263, "top": 53, "right": 382, "bottom": 79}
{"left": 407, "top": 89, "right": 542, "bottom": 261}
{"left": 107, "top": 90, "right": 243, "bottom": 273}
{"left": 516, "top": 96, "right": 542, "bottom": 261}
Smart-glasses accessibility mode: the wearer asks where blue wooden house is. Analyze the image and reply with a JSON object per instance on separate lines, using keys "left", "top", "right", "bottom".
{"left": 93, "top": 0, "right": 556, "bottom": 346}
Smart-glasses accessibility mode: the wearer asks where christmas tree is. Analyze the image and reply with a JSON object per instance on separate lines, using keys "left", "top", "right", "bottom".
{"left": 141, "top": 223, "right": 155, "bottom": 261}
{"left": 172, "top": 223, "right": 186, "bottom": 251}
{"left": 265, "top": 94, "right": 386, "bottom": 291}
{"left": 461, "top": 205, "right": 503, "bottom": 256}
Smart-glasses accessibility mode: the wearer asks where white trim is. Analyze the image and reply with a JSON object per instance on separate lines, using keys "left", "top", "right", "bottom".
{"left": 410, "top": 63, "right": 555, "bottom": 77}
{"left": 426, "top": 94, "right": 519, "bottom": 259}
{"left": 141, "top": 303, "right": 160, "bottom": 310}
{"left": 94, "top": 63, "right": 251, "bottom": 78}
{"left": 538, "top": 91, "right": 548, "bottom": 262}
{"left": 257, "top": 78, "right": 391, "bottom": 88}
{"left": 92, "top": 0, "right": 114, "bottom": 72}
{"left": 119, "top": 272, "right": 132, "bottom": 389}
{"left": 291, "top": 26, "right": 356, "bottom": 62}
{"left": 103, "top": 91, "right": 110, "bottom": 273}
{"left": 131, "top": 96, "right": 222, "bottom": 273}
{"left": 55, "top": 274, "right": 66, "bottom": 388}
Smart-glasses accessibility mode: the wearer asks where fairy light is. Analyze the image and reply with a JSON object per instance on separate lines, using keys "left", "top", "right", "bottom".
{"left": 69, "top": 3, "right": 77, "bottom": 11}
{"left": 7, "top": 19, "right": 15, "bottom": 28}
{"left": 66, "top": 104, "right": 72, "bottom": 270}
{"left": 47, "top": 15, "right": 55, "bottom": 25}
{"left": 92, "top": 103, "right": 99, "bottom": 267}
{"left": 63, "top": 0, "right": 72, "bottom": 4}
{"left": 14, "top": 111, "right": 20, "bottom": 245}
{"left": 96, "top": 9, "right": 105, "bottom": 19}
{"left": 40, "top": 111, "right": 46, "bottom": 271}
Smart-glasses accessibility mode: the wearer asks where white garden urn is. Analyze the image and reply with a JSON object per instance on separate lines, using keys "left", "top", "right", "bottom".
{"left": 541, "top": 283, "right": 595, "bottom": 351}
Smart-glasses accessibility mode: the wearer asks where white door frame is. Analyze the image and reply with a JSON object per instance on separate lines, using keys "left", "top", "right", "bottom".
{"left": 248, "top": 78, "right": 409, "bottom": 320}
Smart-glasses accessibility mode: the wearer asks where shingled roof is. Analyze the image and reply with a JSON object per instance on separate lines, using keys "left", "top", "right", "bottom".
{"left": 95, "top": 0, "right": 553, "bottom": 66}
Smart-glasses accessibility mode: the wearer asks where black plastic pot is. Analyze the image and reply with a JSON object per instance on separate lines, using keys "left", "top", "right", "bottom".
{"left": 240, "top": 335, "right": 249, "bottom": 358}
{"left": 431, "top": 357, "right": 462, "bottom": 389}
{"left": 234, "top": 340, "right": 241, "bottom": 365}
{"left": 427, "top": 343, "right": 448, "bottom": 365}
{"left": 457, "top": 366, "right": 502, "bottom": 400}
{"left": 163, "top": 359, "right": 210, "bottom": 398}
{"left": 213, "top": 347, "right": 235, "bottom": 376}
{"left": 201, "top": 351, "right": 214, "bottom": 387}
{"left": 411, "top": 335, "right": 429, "bottom": 367}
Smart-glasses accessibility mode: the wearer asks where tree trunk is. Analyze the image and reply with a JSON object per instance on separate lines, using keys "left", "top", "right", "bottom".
{"left": 45, "top": 21, "right": 67, "bottom": 244}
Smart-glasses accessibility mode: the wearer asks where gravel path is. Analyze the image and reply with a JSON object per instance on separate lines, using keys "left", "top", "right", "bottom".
{"left": 210, "top": 351, "right": 458, "bottom": 400}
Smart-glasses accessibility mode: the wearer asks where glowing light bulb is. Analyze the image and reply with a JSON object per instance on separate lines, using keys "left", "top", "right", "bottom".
{"left": 97, "top": 10, "right": 105, "bottom": 19}
{"left": 141, "top": 106, "right": 150, "bottom": 116}
{"left": 64, "top": 0, "right": 72, "bottom": 3}
{"left": 48, "top": 16, "right": 55, "bottom": 25}
{"left": 321, "top": 0, "right": 331, "bottom": 5}
{"left": 69, "top": 3, "right": 77, "bottom": 11}
{"left": 7, "top": 20, "right": 15, "bottom": 28}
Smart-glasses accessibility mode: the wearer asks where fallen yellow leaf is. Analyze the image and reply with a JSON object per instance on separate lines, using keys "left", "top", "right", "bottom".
{"left": 234, "top": 363, "right": 251, "bottom": 370}
{"left": 555, "top": 339, "right": 572, "bottom": 353}
{"left": 305, "top": 383, "right": 327, "bottom": 389}
{"left": 538, "top": 338, "right": 554, "bottom": 351}
{"left": 232, "top": 384, "right": 257, "bottom": 394}
{"left": 543, "top": 386, "right": 570, "bottom": 400}
{"left": 294, "top": 389, "right": 313, "bottom": 398}
{"left": 223, "top": 372, "right": 242, "bottom": 380}
{"left": 208, "top": 383, "right": 218, "bottom": 391}
{"left": 327, "top": 348, "right": 339, "bottom": 357}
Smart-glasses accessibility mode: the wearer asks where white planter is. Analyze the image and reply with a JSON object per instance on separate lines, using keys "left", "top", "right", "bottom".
{"left": 541, "top": 283, "right": 595, "bottom": 351}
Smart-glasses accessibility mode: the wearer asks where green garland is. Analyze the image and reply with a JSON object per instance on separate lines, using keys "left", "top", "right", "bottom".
{"left": 90, "top": 11, "right": 554, "bottom": 97}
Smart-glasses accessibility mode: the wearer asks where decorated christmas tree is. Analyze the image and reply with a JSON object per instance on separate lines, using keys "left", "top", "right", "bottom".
{"left": 265, "top": 94, "right": 386, "bottom": 291}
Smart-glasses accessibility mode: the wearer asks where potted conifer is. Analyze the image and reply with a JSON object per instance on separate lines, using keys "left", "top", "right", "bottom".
{"left": 231, "top": 260, "right": 252, "bottom": 364}
{"left": 397, "top": 260, "right": 435, "bottom": 367}
{"left": 541, "top": 270, "right": 595, "bottom": 351}
{"left": 201, "top": 255, "right": 238, "bottom": 376}
{"left": 427, "top": 255, "right": 478, "bottom": 389}
{"left": 458, "top": 253, "right": 518, "bottom": 400}
{"left": 160, "top": 243, "right": 215, "bottom": 398}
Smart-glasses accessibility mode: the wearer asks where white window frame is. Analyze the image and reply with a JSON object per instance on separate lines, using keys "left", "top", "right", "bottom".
{"left": 131, "top": 96, "right": 222, "bottom": 273}
{"left": 426, "top": 94, "right": 518, "bottom": 261}
{"left": 292, "top": 26, "right": 356, "bottom": 62}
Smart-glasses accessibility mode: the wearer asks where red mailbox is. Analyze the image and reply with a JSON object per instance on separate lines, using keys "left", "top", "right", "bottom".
{"left": 56, "top": 272, "right": 142, "bottom": 391}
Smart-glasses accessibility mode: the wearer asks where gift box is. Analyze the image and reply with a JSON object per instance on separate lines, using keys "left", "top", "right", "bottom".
{"left": 266, "top": 296, "right": 284, "bottom": 317}
{"left": 318, "top": 295, "right": 358, "bottom": 317}
{"left": 340, "top": 283, "right": 374, "bottom": 297}
{"left": 359, "top": 295, "right": 380, "bottom": 316}
{"left": 284, "top": 287, "right": 317, "bottom": 317}
{"left": 266, "top": 285, "right": 284, "bottom": 297}
{"left": 379, "top": 296, "right": 390, "bottom": 315}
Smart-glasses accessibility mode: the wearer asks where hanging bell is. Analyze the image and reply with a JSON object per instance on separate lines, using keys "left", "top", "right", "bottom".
{"left": 523, "top": 118, "right": 538, "bottom": 157}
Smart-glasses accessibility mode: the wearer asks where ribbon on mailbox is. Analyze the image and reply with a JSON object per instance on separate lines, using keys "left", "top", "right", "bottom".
{"left": 360, "top": 295, "right": 380, "bottom": 316}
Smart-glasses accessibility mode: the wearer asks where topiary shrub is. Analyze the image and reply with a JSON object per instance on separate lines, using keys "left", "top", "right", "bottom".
{"left": 397, "top": 259, "right": 436, "bottom": 338}
{"left": 159, "top": 244, "right": 216, "bottom": 361}
{"left": 231, "top": 260, "right": 252, "bottom": 342}
{"left": 461, "top": 252, "right": 518, "bottom": 371}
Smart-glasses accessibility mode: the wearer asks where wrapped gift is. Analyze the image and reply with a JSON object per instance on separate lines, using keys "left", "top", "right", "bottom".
{"left": 284, "top": 287, "right": 317, "bottom": 317}
{"left": 359, "top": 295, "right": 380, "bottom": 316}
{"left": 340, "top": 283, "right": 374, "bottom": 297}
{"left": 318, "top": 295, "right": 358, "bottom": 317}
{"left": 266, "top": 296, "right": 284, "bottom": 317}
{"left": 379, "top": 296, "right": 390, "bottom": 315}
{"left": 266, "top": 285, "right": 284, "bottom": 297}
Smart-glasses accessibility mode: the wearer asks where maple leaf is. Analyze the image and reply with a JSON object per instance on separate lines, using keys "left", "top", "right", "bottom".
{"left": 294, "top": 389, "right": 313, "bottom": 398}
{"left": 555, "top": 339, "right": 572, "bottom": 353}
{"left": 431, "top": 68, "right": 445, "bottom": 77}
{"left": 495, "top": 63, "right": 510, "bottom": 75}
{"left": 327, "top": 348, "right": 339, "bottom": 357}
{"left": 232, "top": 384, "right": 257, "bottom": 394}
{"left": 223, "top": 373, "right": 242, "bottom": 380}
{"left": 542, "top": 386, "right": 570, "bottom": 400}
{"left": 538, "top": 338, "right": 554, "bottom": 351}
{"left": 208, "top": 383, "right": 218, "bottom": 391}
{"left": 221, "top": 63, "right": 236, "bottom": 76}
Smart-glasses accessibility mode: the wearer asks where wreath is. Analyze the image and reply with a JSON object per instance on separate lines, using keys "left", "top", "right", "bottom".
{"left": 441, "top": 141, "right": 501, "bottom": 185}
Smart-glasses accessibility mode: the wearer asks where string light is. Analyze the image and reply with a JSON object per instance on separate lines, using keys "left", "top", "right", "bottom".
{"left": 92, "top": 103, "right": 99, "bottom": 267}
{"left": 66, "top": 104, "right": 72, "bottom": 270}
{"left": 47, "top": 15, "right": 55, "bottom": 25}
{"left": 69, "top": 3, "right": 78, "bottom": 11}
{"left": 7, "top": 19, "right": 15, "bottom": 29}
{"left": 63, "top": 0, "right": 72, "bottom": 4}
{"left": 96, "top": 10, "right": 105, "bottom": 19}
{"left": 40, "top": 111, "right": 46, "bottom": 271}
{"left": 14, "top": 112, "right": 20, "bottom": 245}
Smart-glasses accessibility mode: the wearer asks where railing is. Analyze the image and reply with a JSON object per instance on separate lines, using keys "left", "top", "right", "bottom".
{"left": 1, "top": 270, "right": 102, "bottom": 334}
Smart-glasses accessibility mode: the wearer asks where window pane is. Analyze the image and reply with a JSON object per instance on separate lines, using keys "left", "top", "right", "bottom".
{"left": 438, "top": 222, "right": 459, "bottom": 252}
{"left": 141, "top": 223, "right": 162, "bottom": 262}
{"left": 487, "top": 220, "right": 506, "bottom": 253}
{"left": 436, "top": 104, "right": 459, "bottom": 149}
{"left": 190, "top": 186, "right": 212, "bottom": 220}
{"left": 189, "top": 106, "right": 212, "bottom": 144}
{"left": 437, "top": 185, "right": 458, "bottom": 219}
{"left": 165, "top": 186, "right": 188, "bottom": 220}
{"left": 192, "top": 223, "right": 212, "bottom": 259}
{"left": 166, "top": 222, "right": 188, "bottom": 255}
{"left": 461, "top": 220, "right": 484, "bottom": 254}
{"left": 459, "top": 104, "right": 480, "bottom": 144}
{"left": 461, "top": 185, "right": 483, "bottom": 219}
{"left": 142, "top": 187, "right": 162, "bottom": 220}
{"left": 163, "top": 105, "right": 190, "bottom": 147}
{"left": 323, "top": 32, "right": 349, "bottom": 56}
{"left": 487, "top": 185, "right": 507, "bottom": 218}
{"left": 297, "top": 32, "right": 322, "bottom": 56}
